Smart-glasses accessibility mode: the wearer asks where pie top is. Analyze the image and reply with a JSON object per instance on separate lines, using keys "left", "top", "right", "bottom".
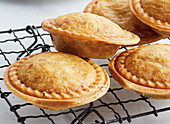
{"left": 42, "top": 12, "right": 140, "bottom": 45}
{"left": 84, "top": 0, "right": 163, "bottom": 45}
{"left": 17, "top": 52, "right": 96, "bottom": 94}
{"left": 129, "top": 0, "right": 170, "bottom": 33}
{"left": 113, "top": 44, "right": 170, "bottom": 89}
{"left": 6, "top": 52, "right": 109, "bottom": 100}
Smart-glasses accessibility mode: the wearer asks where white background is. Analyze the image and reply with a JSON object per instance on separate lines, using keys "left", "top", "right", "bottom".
{"left": 0, "top": 0, "right": 170, "bottom": 124}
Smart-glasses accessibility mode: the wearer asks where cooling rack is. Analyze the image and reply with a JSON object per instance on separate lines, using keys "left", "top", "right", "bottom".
{"left": 0, "top": 25, "right": 170, "bottom": 124}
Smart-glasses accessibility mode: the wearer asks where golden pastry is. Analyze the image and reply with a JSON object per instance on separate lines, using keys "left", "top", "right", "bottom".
{"left": 41, "top": 12, "right": 140, "bottom": 59}
{"left": 109, "top": 44, "right": 170, "bottom": 99}
{"left": 129, "top": 0, "right": 170, "bottom": 37}
{"left": 84, "top": 0, "right": 164, "bottom": 46}
{"left": 4, "top": 52, "right": 110, "bottom": 110}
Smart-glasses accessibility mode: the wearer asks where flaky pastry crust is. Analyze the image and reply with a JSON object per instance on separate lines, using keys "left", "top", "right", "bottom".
{"left": 84, "top": 0, "right": 164, "bottom": 46}
{"left": 42, "top": 12, "right": 140, "bottom": 58}
{"left": 4, "top": 52, "right": 110, "bottom": 110}
{"left": 109, "top": 44, "right": 170, "bottom": 99}
{"left": 129, "top": 0, "right": 170, "bottom": 37}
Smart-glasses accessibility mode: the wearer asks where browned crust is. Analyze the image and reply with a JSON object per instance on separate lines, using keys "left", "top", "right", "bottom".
{"left": 129, "top": 0, "right": 170, "bottom": 33}
{"left": 84, "top": 0, "right": 164, "bottom": 46}
{"left": 108, "top": 45, "right": 170, "bottom": 99}
{"left": 4, "top": 52, "right": 110, "bottom": 110}
{"left": 152, "top": 28, "right": 170, "bottom": 37}
{"left": 41, "top": 13, "right": 140, "bottom": 46}
{"left": 124, "top": 34, "right": 164, "bottom": 47}
{"left": 83, "top": 0, "right": 99, "bottom": 13}
{"left": 52, "top": 34, "right": 120, "bottom": 59}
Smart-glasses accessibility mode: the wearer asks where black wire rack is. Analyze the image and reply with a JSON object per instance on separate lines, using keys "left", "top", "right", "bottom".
{"left": 0, "top": 25, "right": 170, "bottom": 124}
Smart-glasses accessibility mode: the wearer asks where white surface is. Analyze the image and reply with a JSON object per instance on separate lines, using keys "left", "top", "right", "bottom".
{"left": 0, "top": 0, "right": 170, "bottom": 124}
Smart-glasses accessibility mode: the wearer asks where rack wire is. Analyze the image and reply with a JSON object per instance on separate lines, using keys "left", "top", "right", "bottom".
{"left": 0, "top": 25, "right": 170, "bottom": 124}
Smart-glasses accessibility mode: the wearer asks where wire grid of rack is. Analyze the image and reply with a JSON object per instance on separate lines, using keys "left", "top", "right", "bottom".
{"left": 0, "top": 25, "right": 170, "bottom": 124}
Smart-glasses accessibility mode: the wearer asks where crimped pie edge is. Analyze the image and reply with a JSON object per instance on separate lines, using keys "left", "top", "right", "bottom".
{"left": 4, "top": 52, "right": 110, "bottom": 110}
{"left": 129, "top": 0, "right": 170, "bottom": 32}
{"left": 41, "top": 14, "right": 140, "bottom": 45}
{"left": 108, "top": 45, "right": 170, "bottom": 99}
{"left": 83, "top": 0, "right": 165, "bottom": 46}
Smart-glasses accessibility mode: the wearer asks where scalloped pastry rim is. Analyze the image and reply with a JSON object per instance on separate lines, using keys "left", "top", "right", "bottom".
{"left": 4, "top": 52, "right": 110, "bottom": 109}
{"left": 108, "top": 45, "right": 170, "bottom": 99}
{"left": 129, "top": 0, "right": 170, "bottom": 32}
{"left": 83, "top": 0, "right": 164, "bottom": 46}
{"left": 41, "top": 15, "right": 140, "bottom": 45}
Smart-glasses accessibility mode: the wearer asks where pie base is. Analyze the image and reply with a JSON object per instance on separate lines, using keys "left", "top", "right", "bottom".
{"left": 52, "top": 34, "right": 120, "bottom": 59}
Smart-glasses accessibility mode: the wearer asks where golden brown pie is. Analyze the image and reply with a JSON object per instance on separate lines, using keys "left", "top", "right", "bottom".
{"left": 41, "top": 12, "right": 140, "bottom": 59}
{"left": 84, "top": 0, "right": 164, "bottom": 46}
{"left": 129, "top": 0, "right": 170, "bottom": 37}
{"left": 4, "top": 52, "right": 110, "bottom": 110}
{"left": 108, "top": 44, "right": 170, "bottom": 99}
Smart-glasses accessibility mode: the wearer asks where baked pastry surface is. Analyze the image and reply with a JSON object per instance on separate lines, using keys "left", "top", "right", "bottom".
{"left": 129, "top": 0, "right": 170, "bottom": 37}
{"left": 84, "top": 0, "right": 164, "bottom": 46}
{"left": 42, "top": 12, "right": 140, "bottom": 58}
{"left": 4, "top": 52, "right": 110, "bottom": 110}
{"left": 109, "top": 44, "right": 170, "bottom": 99}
